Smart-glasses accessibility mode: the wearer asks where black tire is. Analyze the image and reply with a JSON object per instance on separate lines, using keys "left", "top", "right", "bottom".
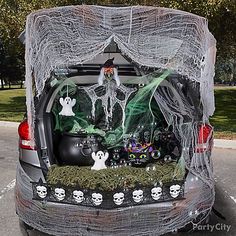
{"left": 19, "top": 219, "right": 32, "bottom": 236}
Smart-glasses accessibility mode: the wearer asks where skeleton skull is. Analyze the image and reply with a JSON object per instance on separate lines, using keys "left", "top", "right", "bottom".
{"left": 132, "top": 190, "right": 144, "bottom": 203}
{"left": 132, "top": 132, "right": 140, "bottom": 142}
{"left": 151, "top": 187, "right": 162, "bottom": 201}
{"left": 36, "top": 185, "right": 47, "bottom": 199}
{"left": 73, "top": 190, "right": 84, "bottom": 203}
{"left": 169, "top": 185, "right": 181, "bottom": 198}
{"left": 54, "top": 188, "right": 66, "bottom": 201}
{"left": 113, "top": 192, "right": 125, "bottom": 205}
{"left": 143, "top": 131, "right": 150, "bottom": 143}
{"left": 123, "top": 134, "right": 130, "bottom": 145}
{"left": 92, "top": 193, "right": 103, "bottom": 206}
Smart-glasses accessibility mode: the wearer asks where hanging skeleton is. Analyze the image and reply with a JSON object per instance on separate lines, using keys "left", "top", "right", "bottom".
{"left": 79, "top": 62, "right": 137, "bottom": 129}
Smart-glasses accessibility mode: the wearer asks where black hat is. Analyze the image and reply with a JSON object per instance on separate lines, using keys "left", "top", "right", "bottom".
{"left": 103, "top": 58, "right": 114, "bottom": 68}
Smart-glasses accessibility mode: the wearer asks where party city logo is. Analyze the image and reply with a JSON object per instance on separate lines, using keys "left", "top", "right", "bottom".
{"left": 193, "top": 223, "right": 231, "bottom": 232}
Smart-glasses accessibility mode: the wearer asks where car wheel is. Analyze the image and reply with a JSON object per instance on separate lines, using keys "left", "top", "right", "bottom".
{"left": 19, "top": 219, "right": 32, "bottom": 236}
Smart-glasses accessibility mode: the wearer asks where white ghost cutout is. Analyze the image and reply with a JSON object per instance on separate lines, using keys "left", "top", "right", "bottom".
{"left": 91, "top": 151, "right": 109, "bottom": 170}
{"left": 59, "top": 96, "right": 76, "bottom": 116}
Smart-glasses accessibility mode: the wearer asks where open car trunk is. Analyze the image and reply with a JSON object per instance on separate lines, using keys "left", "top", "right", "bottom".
{"left": 32, "top": 50, "right": 205, "bottom": 208}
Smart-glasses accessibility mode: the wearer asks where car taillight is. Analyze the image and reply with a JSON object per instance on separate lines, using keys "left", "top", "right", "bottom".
{"left": 18, "top": 120, "right": 35, "bottom": 150}
{"left": 195, "top": 124, "right": 213, "bottom": 153}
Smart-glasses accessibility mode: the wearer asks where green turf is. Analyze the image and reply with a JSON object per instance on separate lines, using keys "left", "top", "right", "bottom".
{"left": 0, "top": 88, "right": 26, "bottom": 122}
{"left": 210, "top": 87, "right": 236, "bottom": 139}
{"left": 47, "top": 162, "right": 185, "bottom": 191}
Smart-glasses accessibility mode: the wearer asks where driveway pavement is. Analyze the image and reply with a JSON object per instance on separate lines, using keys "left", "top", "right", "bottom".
{"left": 0, "top": 124, "right": 235, "bottom": 236}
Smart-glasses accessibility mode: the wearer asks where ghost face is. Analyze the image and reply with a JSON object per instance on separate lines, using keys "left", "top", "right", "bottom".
{"left": 36, "top": 185, "right": 47, "bottom": 199}
{"left": 169, "top": 185, "right": 181, "bottom": 198}
{"left": 65, "top": 97, "right": 72, "bottom": 104}
{"left": 96, "top": 151, "right": 105, "bottom": 160}
{"left": 92, "top": 193, "right": 103, "bottom": 206}
{"left": 113, "top": 192, "right": 125, "bottom": 205}
{"left": 151, "top": 187, "right": 162, "bottom": 201}
{"left": 132, "top": 190, "right": 144, "bottom": 203}
{"left": 54, "top": 188, "right": 66, "bottom": 201}
{"left": 73, "top": 190, "right": 84, "bottom": 203}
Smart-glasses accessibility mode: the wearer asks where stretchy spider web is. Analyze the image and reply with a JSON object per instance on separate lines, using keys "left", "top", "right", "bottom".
{"left": 20, "top": 5, "right": 216, "bottom": 236}
{"left": 79, "top": 80, "right": 137, "bottom": 130}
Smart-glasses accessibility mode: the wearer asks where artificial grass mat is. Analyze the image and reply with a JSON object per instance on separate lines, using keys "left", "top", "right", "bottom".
{"left": 47, "top": 162, "right": 185, "bottom": 191}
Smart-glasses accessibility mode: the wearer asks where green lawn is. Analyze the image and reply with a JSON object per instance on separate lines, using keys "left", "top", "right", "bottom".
{"left": 210, "top": 87, "right": 236, "bottom": 139}
{"left": 0, "top": 87, "right": 236, "bottom": 139}
{"left": 0, "top": 88, "right": 26, "bottom": 122}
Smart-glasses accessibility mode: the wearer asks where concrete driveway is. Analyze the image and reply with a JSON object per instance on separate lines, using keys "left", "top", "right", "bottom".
{"left": 0, "top": 125, "right": 235, "bottom": 236}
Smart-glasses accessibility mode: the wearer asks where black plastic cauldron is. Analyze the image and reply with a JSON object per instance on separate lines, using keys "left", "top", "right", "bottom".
{"left": 58, "top": 132, "right": 103, "bottom": 166}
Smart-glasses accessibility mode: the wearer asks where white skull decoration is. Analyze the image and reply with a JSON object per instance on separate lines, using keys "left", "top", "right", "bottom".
{"left": 36, "top": 185, "right": 47, "bottom": 199}
{"left": 92, "top": 193, "right": 103, "bottom": 206}
{"left": 123, "top": 134, "right": 130, "bottom": 145}
{"left": 54, "top": 188, "right": 66, "bottom": 201}
{"left": 113, "top": 192, "right": 125, "bottom": 205}
{"left": 169, "top": 184, "right": 181, "bottom": 198}
{"left": 132, "top": 190, "right": 144, "bottom": 203}
{"left": 73, "top": 190, "right": 84, "bottom": 203}
{"left": 151, "top": 187, "right": 162, "bottom": 201}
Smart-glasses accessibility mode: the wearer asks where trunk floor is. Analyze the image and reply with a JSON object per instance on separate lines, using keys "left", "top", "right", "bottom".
{"left": 47, "top": 162, "right": 185, "bottom": 191}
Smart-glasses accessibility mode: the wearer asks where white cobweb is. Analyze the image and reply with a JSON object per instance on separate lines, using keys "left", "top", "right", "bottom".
{"left": 22, "top": 5, "right": 216, "bottom": 235}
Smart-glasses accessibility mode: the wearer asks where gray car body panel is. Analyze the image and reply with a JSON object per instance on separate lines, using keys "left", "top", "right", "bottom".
{"left": 15, "top": 161, "right": 211, "bottom": 236}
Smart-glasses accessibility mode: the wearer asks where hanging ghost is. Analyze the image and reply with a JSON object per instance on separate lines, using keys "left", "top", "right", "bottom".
{"left": 97, "top": 58, "right": 120, "bottom": 86}
{"left": 59, "top": 96, "right": 76, "bottom": 116}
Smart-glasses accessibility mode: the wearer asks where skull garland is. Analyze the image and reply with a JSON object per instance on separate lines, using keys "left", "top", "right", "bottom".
{"left": 169, "top": 184, "right": 181, "bottom": 198}
{"left": 151, "top": 187, "right": 162, "bottom": 201}
{"left": 113, "top": 192, "right": 125, "bottom": 205}
{"left": 92, "top": 193, "right": 103, "bottom": 206}
{"left": 54, "top": 188, "right": 66, "bottom": 201}
{"left": 132, "top": 189, "right": 144, "bottom": 203}
{"left": 36, "top": 185, "right": 47, "bottom": 199}
{"left": 73, "top": 190, "right": 84, "bottom": 203}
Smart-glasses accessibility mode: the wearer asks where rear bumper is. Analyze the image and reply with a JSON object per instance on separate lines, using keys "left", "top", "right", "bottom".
{"left": 15, "top": 161, "right": 214, "bottom": 236}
